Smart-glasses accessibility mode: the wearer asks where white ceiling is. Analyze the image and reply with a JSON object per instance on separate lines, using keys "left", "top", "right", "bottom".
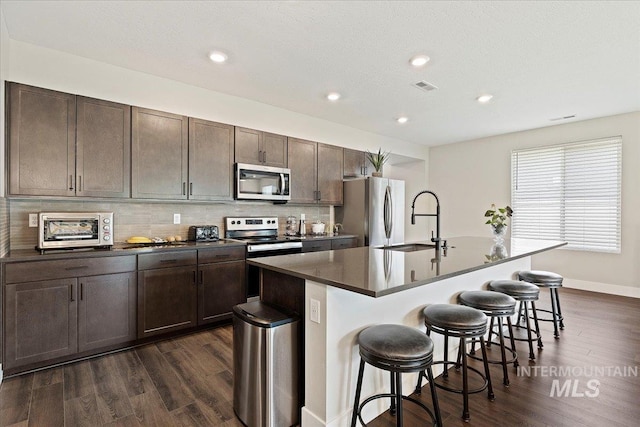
{"left": 2, "top": 1, "right": 639, "bottom": 147}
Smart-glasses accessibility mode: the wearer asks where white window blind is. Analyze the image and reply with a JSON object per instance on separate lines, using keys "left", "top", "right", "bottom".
{"left": 511, "top": 136, "right": 622, "bottom": 253}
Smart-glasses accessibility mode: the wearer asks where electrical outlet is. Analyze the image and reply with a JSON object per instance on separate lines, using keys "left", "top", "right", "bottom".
{"left": 29, "top": 214, "right": 38, "bottom": 227}
{"left": 173, "top": 213, "right": 181, "bottom": 224}
{"left": 310, "top": 298, "right": 320, "bottom": 324}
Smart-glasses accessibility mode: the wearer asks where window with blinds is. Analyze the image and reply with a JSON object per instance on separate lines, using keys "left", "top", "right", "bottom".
{"left": 511, "top": 136, "right": 622, "bottom": 253}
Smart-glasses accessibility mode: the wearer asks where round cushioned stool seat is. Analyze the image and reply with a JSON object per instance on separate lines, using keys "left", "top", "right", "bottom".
{"left": 518, "top": 270, "right": 565, "bottom": 338}
{"left": 489, "top": 280, "right": 540, "bottom": 301}
{"left": 424, "top": 304, "right": 487, "bottom": 333}
{"left": 358, "top": 324, "right": 434, "bottom": 369}
{"left": 518, "top": 270, "right": 563, "bottom": 287}
{"left": 489, "top": 279, "right": 543, "bottom": 360}
{"left": 417, "top": 304, "right": 494, "bottom": 422}
{"left": 352, "top": 324, "right": 442, "bottom": 427}
{"left": 458, "top": 290, "right": 518, "bottom": 386}
{"left": 458, "top": 290, "right": 516, "bottom": 313}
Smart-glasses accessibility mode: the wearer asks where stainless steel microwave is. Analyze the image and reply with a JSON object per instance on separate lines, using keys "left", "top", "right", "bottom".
{"left": 38, "top": 212, "right": 113, "bottom": 251}
{"left": 235, "top": 163, "right": 291, "bottom": 202}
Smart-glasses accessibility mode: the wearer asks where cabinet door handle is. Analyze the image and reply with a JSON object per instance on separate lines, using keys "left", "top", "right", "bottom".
{"left": 199, "top": 270, "right": 204, "bottom": 284}
{"left": 160, "top": 259, "right": 178, "bottom": 263}
{"left": 182, "top": 182, "right": 186, "bottom": 195}
{"left": 78, "top": 175, "right": 82, "bottom": 192}
{"left": 70, "top": 283, "right": 75, "bottom": 302}
{"left": 65, "top": 266, "right": 88, "bottom": 270}
{"left": 263, "top": 151, "right": 266, "bottom": 163}
{"left": 317, "top": 190, "right": 321, "bottom": 201}
{"left": 189, "top": 182, "right": 193, "bottom": 195}
{"left": 69, "top": 174, "right": 74, "bottom": 190}
{"left": 193, "top": 270, "right": 197, "bottom": 284}
{"left": 258, "top": 150, "right": 263, "bottom": 163}
{"left": 80, "top": 282, "right": 83, "bottom": 300}
{"left": 215, "top": 254, "right": 231, "bottom": 259}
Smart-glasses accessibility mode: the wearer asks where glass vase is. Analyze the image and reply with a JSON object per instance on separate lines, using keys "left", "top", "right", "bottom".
{"left": 491, "top": 224, "right": 507, "bottom": 243}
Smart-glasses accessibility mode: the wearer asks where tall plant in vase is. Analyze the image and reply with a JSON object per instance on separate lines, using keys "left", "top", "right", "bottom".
{"left": 366, "top": 148, "right": 390, "bottom": 177}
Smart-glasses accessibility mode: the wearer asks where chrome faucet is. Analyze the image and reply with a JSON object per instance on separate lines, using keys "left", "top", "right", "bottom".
{"left": 411, "top": 190, "right": 441, "bottom": 251}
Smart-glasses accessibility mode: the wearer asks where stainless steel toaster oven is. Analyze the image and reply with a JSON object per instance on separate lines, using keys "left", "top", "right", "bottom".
{"left": 38, "top": 212, "right": 113, "bottom": 252}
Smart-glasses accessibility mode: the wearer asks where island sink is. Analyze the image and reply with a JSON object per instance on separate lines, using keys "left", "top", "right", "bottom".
{"left": 378, "top": 243, "right": 436, "bottom": 252}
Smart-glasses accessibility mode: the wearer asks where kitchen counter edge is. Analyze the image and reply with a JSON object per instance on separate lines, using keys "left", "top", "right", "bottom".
{"left": 0, "top": 240, "right": 247, "bottom": 263}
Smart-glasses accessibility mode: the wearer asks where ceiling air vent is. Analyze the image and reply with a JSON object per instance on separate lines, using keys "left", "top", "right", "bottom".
{"left": 413, "top": 80, "right": 438, "bottom": 92}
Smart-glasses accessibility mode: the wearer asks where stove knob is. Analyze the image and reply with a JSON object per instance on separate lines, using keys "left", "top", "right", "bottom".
{"left": 231, "top": 220, "right": 236, "bottom": 225}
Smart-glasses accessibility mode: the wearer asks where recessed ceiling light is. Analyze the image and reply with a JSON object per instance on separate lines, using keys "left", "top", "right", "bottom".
{"left": 477, "top": 94, "right": 493, "bottom": 103}
{"left": 397, "top": 117, "right": 408, "bottom": 124}
{"left": 327, "top": 92, "right": 341, "bottom": 101}
{"left": 209, "top": 51, "right": 228, "bottom": 63}
{"left": 409, "top": 55, "right": 430, "bottom": 67}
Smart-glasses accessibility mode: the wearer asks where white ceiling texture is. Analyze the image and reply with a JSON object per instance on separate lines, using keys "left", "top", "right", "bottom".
{"left": 2, "top": 1, "right": 639, "bottom": 146}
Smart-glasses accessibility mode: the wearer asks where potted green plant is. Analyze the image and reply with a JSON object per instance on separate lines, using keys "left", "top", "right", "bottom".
{"left": 366, "top": 148, "right": 390, "bottom": 177}
{"left": 484, "top": 204, "right": 513, "bottom": 242}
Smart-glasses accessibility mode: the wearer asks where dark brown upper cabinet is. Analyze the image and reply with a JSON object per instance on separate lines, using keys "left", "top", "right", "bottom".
{"left": 76, "top": 96, "right": 131, "bottom": 197}
{"left": 235, "top": 126, "right": 287, "bottom": 168}
{"left": 317, "top": 143, "right": 344, "bottom": 205}
{"left": 7, "top": 83, "right": 131, "bottom": 198}
{"left": 131, "top": 107, "right": 189, "bottom": 199}
{"left": 288, "top": 138, "right": 343, "bottom": 205}
{"left": 188, "top": 118, "right": 235, "bottom": 200}
{"left": 343, "top": 148, "right": 371, "bottom": 178}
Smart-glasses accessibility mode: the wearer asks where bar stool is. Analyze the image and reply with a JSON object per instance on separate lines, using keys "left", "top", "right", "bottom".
{"left": 458, "top": 290, "right": 518, "bottom": 386}
{"left": 518, "top": 270, "right": 564, "bottom": 338}
{"left": 414, "top": 304, "right": 494, "bottom": 422}
{"left": 350, "top": 324, "right": 442, "bottom": 427}
{"left": 488, "top": 280, "right": 542, "bottom": 360}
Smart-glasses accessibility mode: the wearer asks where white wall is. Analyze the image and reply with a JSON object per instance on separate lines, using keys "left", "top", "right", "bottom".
{"left": 385, "top": 155, "right": 432, "bottom": 243}
{"left": 429, "top": 112, "right": 640, "bottom": 295}
{"left": 5, "top": 39, "right": 429, "bottom": 161}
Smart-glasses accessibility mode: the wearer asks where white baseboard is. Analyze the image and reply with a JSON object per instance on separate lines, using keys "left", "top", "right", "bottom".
{"left": 563, "top": 278, "right": 640, "bottom": 298}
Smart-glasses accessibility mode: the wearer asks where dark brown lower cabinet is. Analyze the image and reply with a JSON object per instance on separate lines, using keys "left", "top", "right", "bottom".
{"left": 4, "top": 279, "right": 78, "bottom": 370}
{"left": 3, "top": 271, "right": 137, "bottom": 370}
{"left": 331, "top": 237, "right": 358, "bottom": 250}
{"left": 198, "top": 260, "right": 246, "bottom": 325}
{"left": 138, "top": 265, "right": 198, "bottom": 338}
{"left": 78, "top": 272, "right": 137, "bottom": 352}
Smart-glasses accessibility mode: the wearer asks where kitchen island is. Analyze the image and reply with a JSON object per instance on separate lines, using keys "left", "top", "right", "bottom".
{"left": 248, "top": 236, "right": 565, "bottom": 427}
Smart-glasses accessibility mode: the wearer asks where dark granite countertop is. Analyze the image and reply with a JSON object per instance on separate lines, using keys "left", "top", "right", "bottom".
{"left": 247, "top": 236, "right": 566, "bottom": 297}
{"left": 0, "top": 239, "right": 247, "bottom": 263}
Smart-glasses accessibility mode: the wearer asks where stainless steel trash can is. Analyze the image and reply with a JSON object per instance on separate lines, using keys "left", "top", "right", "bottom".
{"left": 233, "top": 301, "right": 299, "bottom": 427}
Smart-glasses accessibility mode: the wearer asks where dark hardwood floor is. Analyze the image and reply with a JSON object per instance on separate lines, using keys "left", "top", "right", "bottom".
{"left": 1, "top": 288, "right": 638, "bottom": 426}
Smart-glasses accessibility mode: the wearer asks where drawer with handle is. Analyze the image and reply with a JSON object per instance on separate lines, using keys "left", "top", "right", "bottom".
{"left": 138, "top": 250, "right": 197, "bottom": 270}
{"left": 198, "top": 246, "right": 246, "bottom": 264}
{"left": 4, "top": 255, "right": 137, "bottom": 284}
{"left": 302, "top": 239, "right": 332, "bottom": 253}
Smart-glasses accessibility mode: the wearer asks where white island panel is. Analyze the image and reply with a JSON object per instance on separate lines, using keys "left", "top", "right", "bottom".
{"left": 302, "top": 256, "right": 530, "bottom": 427}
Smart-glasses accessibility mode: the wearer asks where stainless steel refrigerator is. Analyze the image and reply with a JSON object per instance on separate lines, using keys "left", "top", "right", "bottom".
{"left": 336, "top": 177, "right": 405, "bottom": 247}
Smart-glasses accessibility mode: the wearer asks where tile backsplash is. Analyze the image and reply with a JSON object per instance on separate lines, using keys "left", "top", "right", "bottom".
{"left": 0, "top": 197, "right": 9, "bottom": 256}
{"left": 8, "top": 199, "right": 331, "bottom": 250}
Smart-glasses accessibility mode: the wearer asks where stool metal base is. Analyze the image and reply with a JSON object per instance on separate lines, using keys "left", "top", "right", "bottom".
{"left": 470, "top": 316, "right": 519, "bottom": 385}
{"left": 508, "top": 300, "right": 543, "bottom": 360}
{"left": 351, "top": 359, "right": 441, "bottom": 427}
{"left": 527, "top": 287, "right": 564, "bottom": 338}
{"left": 415, "top": 335, "right": 494, "bottom": 422}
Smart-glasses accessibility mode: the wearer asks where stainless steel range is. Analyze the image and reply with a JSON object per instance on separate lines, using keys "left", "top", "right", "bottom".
{"left": 225, "top": 216, "right": 302, "bottom": 299}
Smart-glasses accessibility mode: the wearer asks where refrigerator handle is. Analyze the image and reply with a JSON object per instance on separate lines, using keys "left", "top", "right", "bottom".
{"left": 384, "top": 185, "right": 393, "bottom": 239}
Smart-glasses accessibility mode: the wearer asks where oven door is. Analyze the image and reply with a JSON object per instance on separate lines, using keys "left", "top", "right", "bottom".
{"left": 246, "top": 245, "right": 302, "bottom": 300}
{"left": 235, "top": 163, "right": 291, "bottom": 201}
